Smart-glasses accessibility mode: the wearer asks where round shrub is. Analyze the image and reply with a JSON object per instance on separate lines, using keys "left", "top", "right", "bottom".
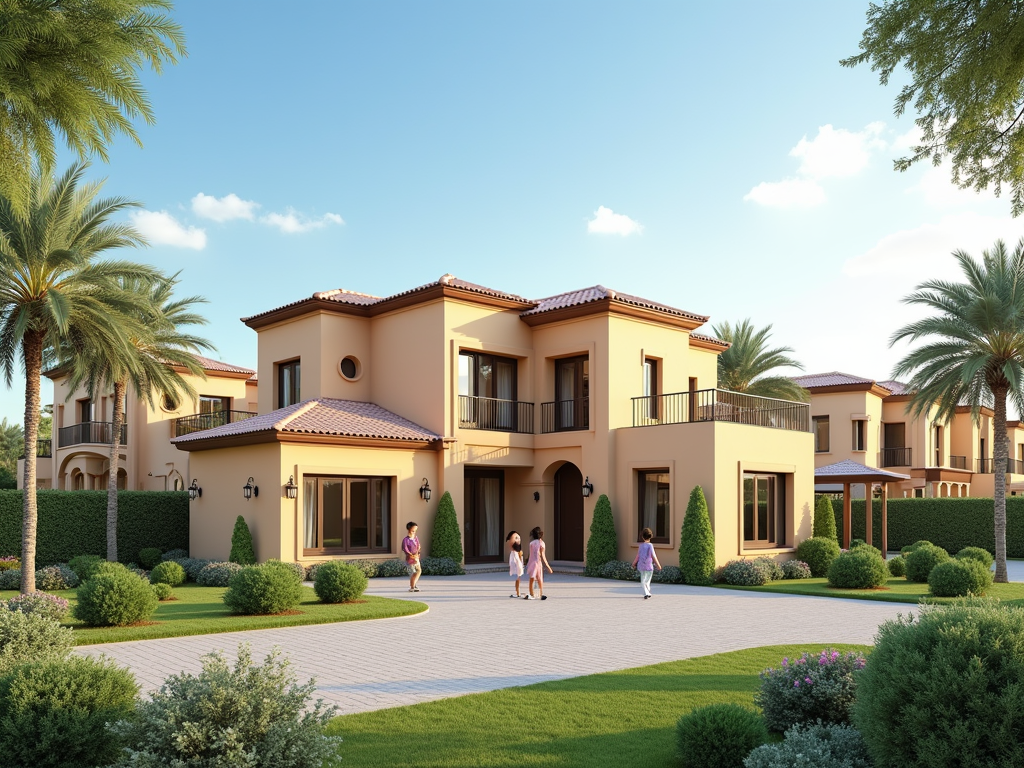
{"left": 0, "top": 569, "right": 20, "bottom": 590}
{"left": 138, "top": 547, "right": 163, "bottom": 570}
{"left": 753, "top": 556, "right": 784, "bottom": 582}
{"left": 795, "top": 536, "right": 841, "bottom": 578}
{"left": 901, "top": 539, "right": 933, "bottom": 556}
{"left": 196, "top": 561, "right": 243, "bottom": 587}
{"left": 74, "top": 570, "right": 158, "bottom": 627}
{"left": 151, "top": 582, "right": 173, "bottom": 601}
{"left": 928, "top": 558, "right": 994, "bottom": 597}
{"left": 0, "top": 655, "right": 138, "bottom": 768}
{"left": 755, "top": 648, "right": 866, "bottom": 732}
{"left": 265, "top": 559, "right": 306, "bottom": 581}
{"left": 676, "top": 703, "right": 767, "bottom": 768}
{"left": 67, "top": 554, "right": 103, "bottom": 581}
{"left": 905, "top": 543, "right": 950, "bottom": 582}
{"left": 0, "top": 611, "right": 73, "bottom": 676}
{"left": 149, "top": 560, "right": 185, "bottom": 587}
{"left": 849, "top": 538, "right": 866, "bottom": 549}
{"left": 223, "top": 564, "right": 303, "bottom": 615}
{"left": 599, "top": 560, "right": 639, "bottom": 581}
{"left": 956, "top": 546, "right": 994, "bottom": 569}
{"left": 827, "top": 549, "right": 889, "bottom": 589}
{"left": 93, "top": 561, "right": 129, "bottom": 578}
{"left": 744, "top": 722, "right": 873, "bottom": 768}
{"left": 887, "top": 554, "right": 907, "bottom": 577}
{"left": 849, "top": 540, "right": 883, "bottom": 558}
{"left": 160, "top": 548, "right": 189, "bottom": 562}
{"left": 4, "top": 592, "right": 70, "bottom": 622}
{"left": 173, "top": 557, "right": 214, "bottom": 582}
{"left": 34, "top": 564, "right": 78, "bottom": 591}
{"left": 313, "top": 561, "right": 368, "bottom": 603}
{"left": 721, "top": 559, "right": 770, "bottom": 586}
{"left": 854, "top": 601, "right": 1024, "bottom": 766}
{"left": 781, "top": 560, "right": 812, "bottom": 580}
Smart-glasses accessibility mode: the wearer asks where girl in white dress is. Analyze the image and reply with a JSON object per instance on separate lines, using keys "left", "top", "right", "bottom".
{"left": 506, "top": 530, "right": 524, "bottom": 598}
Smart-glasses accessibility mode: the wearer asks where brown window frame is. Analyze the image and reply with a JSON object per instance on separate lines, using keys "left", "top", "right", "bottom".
{"left": 812, "top": 416, "right": 830, "bottom": 453}
{"left": 643, "top": 358, "right": 659, "bottom": 419}
{"left": 278, "top": 359, "right": 301, "bottom": 409}
{"left": 79, "top": 398, "right": 94, "bottom": 423}
{"left": 200, "top": 395, "right": 231, "bottom": 414}
{"left": 301, "top": 475, "right": 392, "bottom": 556}
{"left": 637, "top": 469, "right": 671, "bottom": 545}
{"left": 743, "top": 472, "right": 787, "bottom": 548}
{"left": 852, "top": 420, "right": 866, "bottom": 451}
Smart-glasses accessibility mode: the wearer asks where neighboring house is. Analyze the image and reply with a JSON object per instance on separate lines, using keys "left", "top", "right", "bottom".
{"left": 795, "top": 371, "right": 1018, "bottom": 498}
{"left": 19, "top": 356, "right": 258, "bottom": 491}
{"left": 173, "top": 274, "right": 814, "bottom": 568}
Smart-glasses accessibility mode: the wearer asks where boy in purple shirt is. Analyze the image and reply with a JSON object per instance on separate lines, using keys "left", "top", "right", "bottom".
{"left": 632, "top": 527, "right": 662, "bottom": 599}
{"left": 403, "top": 521, "right": 422, "bottom": 592}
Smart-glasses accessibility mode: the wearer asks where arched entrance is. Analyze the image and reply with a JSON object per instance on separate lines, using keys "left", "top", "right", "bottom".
{"left": 554, "top": 462, "right": 584, "bottom": 561}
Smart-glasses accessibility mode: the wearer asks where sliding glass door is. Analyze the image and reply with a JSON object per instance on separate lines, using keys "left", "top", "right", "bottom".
{"left": 464, "top": 470, "right": 503, "bottom": 562}
{"left": 303, "top": 476, "right": 391, "bottom": 555}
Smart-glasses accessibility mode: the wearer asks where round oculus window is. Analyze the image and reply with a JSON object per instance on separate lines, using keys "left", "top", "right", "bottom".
{"left": 340, "top": 356, "right": 360, "bottom": 380}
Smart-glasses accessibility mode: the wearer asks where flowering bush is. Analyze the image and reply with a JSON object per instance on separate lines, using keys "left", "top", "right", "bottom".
{"left": 169, "top": 557, "right": 214, "bottom": 582}
{"left": 0, "top": 611, "right": 73, "bottom": 675}
{"left": 744, "top": 722, "right": 872, "bottom": 768}
{"left": 0, "top": 569, "right": 19, "bottom": 590}
{"left": 781, "top": 560, "right": 812, "bottom": 580}
{"left": 34, "top": 564, "right": 79, "bottom": 591}
{"left": 0, "top": 556, "right": 19, "bottom": 572}
{"left": 196, "top": 562, "right": 243, "bottom": 587}
{"left": 376, "top": 558, "right": 412, "bottom": 577}
{"left": 598, "top": 560, "right": 639, "bottom": 581}
{"left": 753, "top": 556, "right": 784, "bottom": 581}
{"left": 755, "top": 648, "right": 866, "bottom": 732}
{"left": 720, "top": 559, "right": 771, "bottom": 586}
{"left": 160, "top": 548, "right": 189, "bottom": 562}
{"left": 652, "top": 565, "right": 684, "bottom": 584}
{"left": 4, "top": 592, "right": 70, "bottom": 622}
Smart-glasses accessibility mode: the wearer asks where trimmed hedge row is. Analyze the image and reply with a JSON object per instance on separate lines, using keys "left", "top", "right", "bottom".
{"left": 0, "top": 490, "right": 188, "bottom": 566}
{"left": 823, "top": 495, "right": 1024, "bottom": 556}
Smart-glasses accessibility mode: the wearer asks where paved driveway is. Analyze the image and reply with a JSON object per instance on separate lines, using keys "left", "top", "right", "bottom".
{"left": 79, "top": 573, "right": 909, "bottom": 715}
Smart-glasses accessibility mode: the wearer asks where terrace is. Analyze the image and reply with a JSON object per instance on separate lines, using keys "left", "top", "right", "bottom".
{"left": 631, "top": 388, "right": 810, "bottom": 432}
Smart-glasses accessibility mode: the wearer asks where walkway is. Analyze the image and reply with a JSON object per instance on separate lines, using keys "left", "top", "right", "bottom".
{"left": 79, "top": 572, "right": 909, "bottom": 715}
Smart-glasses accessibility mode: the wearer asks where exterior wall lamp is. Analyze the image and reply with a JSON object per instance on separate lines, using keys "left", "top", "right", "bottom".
{"left": 243, "top": 477, "right": 259, "bottom": 500}
{"left": 419, "top": 478, "right": 432, "bottom": 502}
{"left": 188, "top": 479, "right": 202, "bottom": 501}
{"left": 533, "top": 491, "right": 540, "bottom": 502}
{"left": 582, "top": 476, "right": 594, "bottom": 498}
{"left": 284, "top": 475, "right": 298, "bottom": 500}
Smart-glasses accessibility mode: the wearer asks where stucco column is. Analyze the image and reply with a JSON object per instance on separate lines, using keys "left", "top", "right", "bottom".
{"left": 842, "top": 483, "right": 851, "bottom": 549}
{"left": 864, "top": 482, "right": 872, "bottom": 547}
{"left": 880, "top": 482, "right": 888, "bottom": 556}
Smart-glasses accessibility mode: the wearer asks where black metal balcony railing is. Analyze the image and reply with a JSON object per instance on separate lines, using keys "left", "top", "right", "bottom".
{"left": 19, "top": 439, "right": 51, "bottom": 459}
{"left": 458, "top": 395, "right": 533, "bottom": 434}
{"left": 631, "top": 388, "right": 811, "bottom": 433}
{"left": 174, "top": 410, "right": 257, "bottom": 437}
{"left": 541, "top": 397, "right": 590, "bottom": 433}
{"left": 949, "top": 455, "right": 967, "bottom": 470}
{"left": 977, "top": 457, "right": 1024, "bottom": 474}
{"left": 58, "top": 422, "right": 127, "bottom": 448}
{"left": 881, "top": 447, "right": 912, "bottom": 467}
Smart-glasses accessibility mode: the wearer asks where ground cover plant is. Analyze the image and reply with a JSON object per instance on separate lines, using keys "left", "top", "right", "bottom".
{"left": 325, "top": 644, "right": 868, "bottom": 768}
{"left": 745, "top": 722, "right": 872, "bottom": 768}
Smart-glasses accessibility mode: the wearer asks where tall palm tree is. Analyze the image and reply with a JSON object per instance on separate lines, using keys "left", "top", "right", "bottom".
{"left": 712, "top": 319, "right": 810, "bottom": 402}
{"left": 63, "top": 273, "right": 212, "bottom": 561}
{"left": 0, "top": 162, "right": 158, "bottom": 592}
{"left": 891, "top": 239, "right": 1024, "bottom": 583}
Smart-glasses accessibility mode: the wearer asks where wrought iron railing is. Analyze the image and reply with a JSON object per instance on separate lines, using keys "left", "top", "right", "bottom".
{"left": 541, "top": 397, "right": 590, "bottom": 433}
{"left": 458, "top": 395, "right": 533, "bottom": 434}
{"left": 949, "top": 455, "right": 967, "bottom": 470}
{"left": 881, "top": 447, "right": 912, "bottom": 467}
{"left": 173, "top": 410, "right": 257, "bottom": 437}
{"left": 58, "top": 422, "right": 127, "bottom": 448}
{"left": 976, "top": 457, "right": 1024, "bottom": 474}
{"left": 20, "top": 439, "right": 51, "bottom": 459}
{"left": 631, "top": 388, "right": 810, "bottom": 432}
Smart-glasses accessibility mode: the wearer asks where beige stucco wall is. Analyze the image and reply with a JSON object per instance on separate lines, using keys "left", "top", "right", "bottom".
{"left": 808, "top": 391, "right": 882, "bottom": 467}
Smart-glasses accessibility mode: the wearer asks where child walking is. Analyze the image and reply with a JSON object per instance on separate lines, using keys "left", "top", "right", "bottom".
{"left": 507, "top": 530, "right": 524, "bottom": 598}
{"left": 403, "top": 521, "right": 422, "bottom": 592}
{"left": 525, "top": 526, "right": 553, "bottom": 600}
{"left": 632, "top": 527, "right": 662, "bottom": 599}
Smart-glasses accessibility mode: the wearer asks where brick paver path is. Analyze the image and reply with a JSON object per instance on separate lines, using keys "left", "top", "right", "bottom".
{"left": 79, "top": 573, "right": 909, "bottom": 715}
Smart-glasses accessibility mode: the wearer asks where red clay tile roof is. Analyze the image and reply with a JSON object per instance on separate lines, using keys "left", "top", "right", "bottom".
{"left": 193, "top": 355, "right": 255, "bottom": 376}
{"left": 247, "top": 373, "right": 258, "bottom": 383}
{"left": 386, "top": 274, "right": 531, "bottom": 304}
{"left": 814, "top": 459, "right": 910, "bottom": 480}
{"left": 519, "top": 285, "right": 709, "bottom": 322}
{"left": 792, "top": 372, "right": 876, "bottom": 389}
{"left": 170, "top": 398, "right": 442, "bottom": 445}
{"left": 690, "top": 331, "right": 730, "bottom": 348}
{"left": 877, "top": 379, "right": 910, "bottom": 395}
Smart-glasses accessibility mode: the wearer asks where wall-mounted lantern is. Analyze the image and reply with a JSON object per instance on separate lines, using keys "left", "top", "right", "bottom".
{"left": 582, "top": 476, "right": 594, "bottom": 498}
{"left": 243, "top": 477, "right": 259, "bottom": 500}
{"left": 533, "top": 491, "right": 540, "bottom": 502}
{"left": 188, "top": 479, "right": 202, "bottom": 501}
{"left": 419, "top": 478, "right": 432, "bottom": 502}
{"left": 284, "top": 475, "right": 298, "bottom": 500}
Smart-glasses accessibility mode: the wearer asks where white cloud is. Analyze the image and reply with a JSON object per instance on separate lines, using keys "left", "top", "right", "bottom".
{"left": 261, "top": 209, "right": 345, "bottom": 234}
{"left": 191, "top": 192, "right": 260, "bottom": 222}
{"left": 790, "top": 122, "right": 886, "bottom": 179}
{"left": 892, "top": 124, "right": 923, "bottom": 153}
{"left": 130, "top": 210, "right": 206, "bottom": 250}
{"left": 742, "top": 178, "right": 826, "bottom": 209}
{"left": 907, "top": 159, "right": 999, "bottom": 208}
{"left": 586, "top": 206, "right": 644, "bottom": 236}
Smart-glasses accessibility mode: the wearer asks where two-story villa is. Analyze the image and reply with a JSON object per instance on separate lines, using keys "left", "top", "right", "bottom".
{"left": 174, "top": 275, "right": 815, "bottom": 569}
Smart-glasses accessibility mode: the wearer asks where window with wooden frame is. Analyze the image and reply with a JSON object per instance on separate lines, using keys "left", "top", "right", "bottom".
{"left": 812, "top": 416, "right": 830, "bottom": 453}
{"left": 852, "top": 419, "right": 866, "bottom": 451}
{"left": 278, "top": 359, "right": 301, "bottom": 409}
{"left": 742, "top": 473, "right": 787, "bottom": 547}
{"left": 643, "top": 358, "right": 659, "bottom": 419}
{"left": 637, "top": 469, "right": 670, "bottom": 544}
{"left": 301, "top": 475, "right": 391, "bottom": 554}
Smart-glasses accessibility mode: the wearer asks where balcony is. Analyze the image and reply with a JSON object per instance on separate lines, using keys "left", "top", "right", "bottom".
{"left": 541, "top": 397, "right": 590, "bottom": 433}
{"left": 977, "top": 457, "right": 1024, "bottom": 474}
{"left": 631, "top": 388, "right": 810, "bottom": 433}
{"left": 174, "top": 410, "right": 257, "bottom": 438}
{"left": 949, "top": 455, "right": 967, "bottom": 470}
{"left": 58, "top": 422, "right": 127, "bottom": 449}
{"left": 19, "top": 439, "right": 51, "bottom": 459}
{"left": 458, "top": 395, "right": 533, "bottom": 434}
{"left": 881, "top": 447, "right": 912, "bottom": 467}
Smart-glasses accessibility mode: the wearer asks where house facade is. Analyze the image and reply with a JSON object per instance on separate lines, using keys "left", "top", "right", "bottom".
{"left": 174, "top": 275, "right": 815, "bottom": 569}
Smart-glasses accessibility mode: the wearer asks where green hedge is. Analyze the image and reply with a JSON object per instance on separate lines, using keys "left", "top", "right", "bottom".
{"left": 0, "top": 491, "right": 188, "bottom": 565}
{"left": 822, "top": 494, "right": 1024, "bottom": 556}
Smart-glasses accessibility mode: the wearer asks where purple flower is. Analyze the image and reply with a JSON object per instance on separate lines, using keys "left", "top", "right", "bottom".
{"left": 794, "top": 681, "right": 800, "bottom": 687}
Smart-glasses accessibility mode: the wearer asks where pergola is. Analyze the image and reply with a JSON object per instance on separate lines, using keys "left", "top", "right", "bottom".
{"left": 814, "top": 460, "right": 910, "bottom": 554}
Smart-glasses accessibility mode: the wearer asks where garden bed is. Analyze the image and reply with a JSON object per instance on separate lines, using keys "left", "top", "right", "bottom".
{"left": 711, "top": 576, "right": 1024, "bottom": 605}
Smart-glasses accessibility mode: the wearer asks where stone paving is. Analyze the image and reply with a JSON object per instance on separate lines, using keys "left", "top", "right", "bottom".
{"left": 78, "top": 572, "right": 911, "bottom": 715}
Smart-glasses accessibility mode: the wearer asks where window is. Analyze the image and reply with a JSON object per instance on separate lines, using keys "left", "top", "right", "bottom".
{"left": 340, "top": 356, "right": 360, "bottom": 380}
{"left": 302, "top": 475, "right": 391, "bottom": 554}
{"left": 162, "top": 394, "right": 179, "bottom": 411}
{"left": 459, "top": 352, "right": 518, "bottom": 430}
{"left": 554, "top": 356, "right": 589, "bottom": 430}
{"left": 934, "top": 425, "right": 943, "bottom": 466}
{"left": 637, "top": 470, "right": 670, "bottom": 544}
{"left": 643, "top": 358, "right": 658, "bottom": 419}
{"left": 79, "top": 399, "right": 94, "bottom": 423}
{"left": 812, "top": 416, "right": 830, "bottom": 453}
{"left": 689, "top": 377, "right": 698, "bottom": 419}
{"left": 278, "top": 360, "right": 301, "bottom": 408}
{"left": 914, "top": 488, "right": 924, "bottom": 498}
{"left": 743, "top": 473, "right": 787, "bottom": 547}
{"left": 852, "top": 420, "right": 866, "bottom": 451}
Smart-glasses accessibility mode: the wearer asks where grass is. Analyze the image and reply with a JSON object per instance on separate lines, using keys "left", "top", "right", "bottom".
{"left": 0, "top": 583, "right": 426, "bottom": 645}
{"left": 712, "top": 577, "right": 1024, "bottom": 606}
{"left": 325, "top": 643, "right": 870, "bottom": 768}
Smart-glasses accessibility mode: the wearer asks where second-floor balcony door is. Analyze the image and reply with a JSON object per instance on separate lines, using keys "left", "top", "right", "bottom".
{"left": 459, "top": 352, "right": 517, "bottom": 431}
{"left": 555, "top": 356, "right": 588, "bottom": 430}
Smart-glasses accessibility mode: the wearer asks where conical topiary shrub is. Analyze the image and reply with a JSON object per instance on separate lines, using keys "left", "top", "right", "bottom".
{"left": 813, "top": 495, "right": 838, "bottom": 542}
{"left": 679, "top": 485, "right": 715, "bottom": 585}
{"left": 429, "top": 491, "right": 463, "bottom": 563}
{"left": 229, "top": 515, "right": 256, "bottom": 565}
{"left": 585, "top": 494, "right": 617, "bottom": 576}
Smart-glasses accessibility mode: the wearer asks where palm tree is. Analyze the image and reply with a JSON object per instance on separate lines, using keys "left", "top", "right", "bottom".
{"left": 0, "top": 0, "right": 186, "bottom": 211}
{"left": 712, "top": 319, "right": 810, "bottom": 402}
{"left": 0, "top": 163, "right": 158, "bottom": 592}
{"left": 63, "top": 273, "right": 212, "bottom": 561}
{"left": 891, "top": 239, "right": 1024, "bottom": 583}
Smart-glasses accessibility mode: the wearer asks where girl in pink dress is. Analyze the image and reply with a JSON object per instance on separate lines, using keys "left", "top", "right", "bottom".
{"left": 507, "top": 530, "right": 524, "bottom": 598}
{"left": 525, "top": 526, "right": 553, "bottom": 600}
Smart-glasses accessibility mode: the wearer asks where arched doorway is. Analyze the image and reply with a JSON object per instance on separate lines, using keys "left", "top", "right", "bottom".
{"left": 116, "top": 468, "right": 128, "bottom": 491}
{"left": 554, "top": 462, "right": 584, "bottom": 561}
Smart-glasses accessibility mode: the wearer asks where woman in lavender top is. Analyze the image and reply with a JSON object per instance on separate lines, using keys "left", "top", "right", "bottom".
{"left": 632, "top": 527, "right": 662, "bottom": 599}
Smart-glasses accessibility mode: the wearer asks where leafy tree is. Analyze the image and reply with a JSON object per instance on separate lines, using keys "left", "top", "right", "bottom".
{"left": 813, "top": 495, "right": 838, "bottom": 541}
{"left": 37, "top": 405, "right": 51, "bottom": 441}
{"left": 678, "top": 485, "right": 716, "bottom": 585}
{"left": 712, "top": 319, "right": 809, "bottom": 402}
{"left": 229, "top": 515, "right": 256, "bottom": 565}
{"left": 584, "top": 494, "right": 617, "bottom": 576}
{"left": 0, "top": 0, "right": 186, "bottom": 212}
{"left": 0, "top": 162, "right": 157, "bottom": 592}
{"left": 843, "top": 0, "right": 1024, "bottom": 216}
{"left": 0, "top": 418, "right": 22, "bottom": 474}
{"left": 429, "top": 491, "right": 463, "bottom": 563}
{"left": 891, "top": 239, "right": 1024, "bottom": 582}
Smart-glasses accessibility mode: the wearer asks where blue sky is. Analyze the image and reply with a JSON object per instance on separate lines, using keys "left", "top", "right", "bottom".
{"left": 12, "top": 0, "right": 1024, "bottom": 422}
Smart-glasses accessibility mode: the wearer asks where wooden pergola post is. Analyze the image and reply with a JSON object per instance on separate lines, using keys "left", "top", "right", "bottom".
{"left": 881, "top": 482, "right": 889, "bottom": 556}
{"left": 865, "top": 482, "right": 873, "bottom": 547}
{"left": 843, "top": 482, "right": 852, "bottom": 549}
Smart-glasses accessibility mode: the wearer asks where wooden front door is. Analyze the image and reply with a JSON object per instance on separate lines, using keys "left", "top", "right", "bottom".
{"left": 554, "top": 463, "right": 585, "bottom": 561}
{"left": 464, "top": 469, "right": 504, "bottom": 563}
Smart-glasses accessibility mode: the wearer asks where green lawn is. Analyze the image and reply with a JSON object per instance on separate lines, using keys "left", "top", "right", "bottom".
{"left": 325, "top": 643, "right": 870, "bottom": 768}
{"left": 0, "top": 584, "right": 426, "bottom": 645}
{"left": 712, "top": 577, "right": 1024, "bottom": 606}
